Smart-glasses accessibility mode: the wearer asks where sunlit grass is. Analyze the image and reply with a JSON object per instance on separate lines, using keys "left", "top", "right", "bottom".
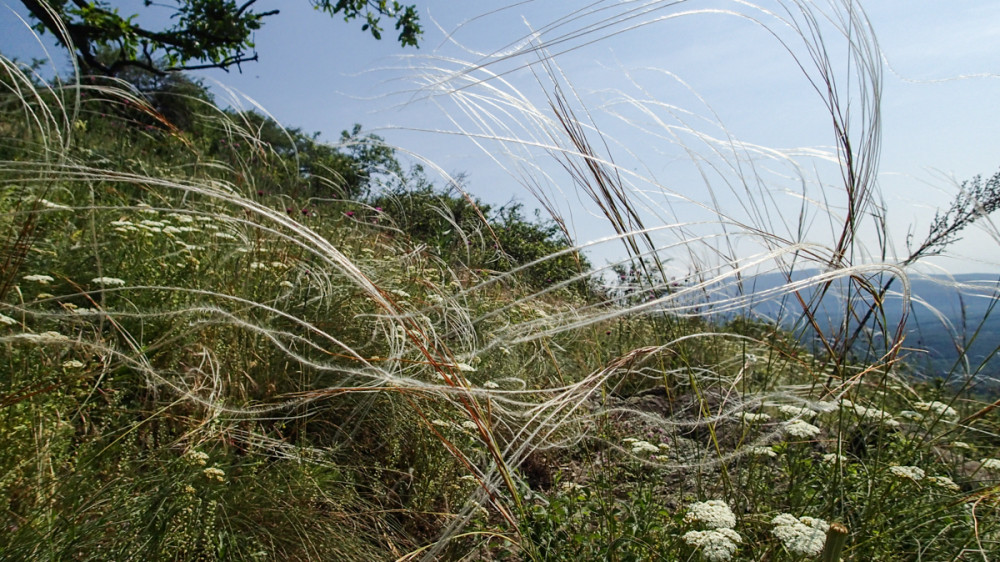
{"left": 2, "top": 1, "right": 1000, "bottom": 560}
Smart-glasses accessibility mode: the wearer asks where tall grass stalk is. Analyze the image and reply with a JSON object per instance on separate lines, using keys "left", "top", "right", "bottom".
{"left": 2, "top": 1, "right": 1000, "bottom": 560}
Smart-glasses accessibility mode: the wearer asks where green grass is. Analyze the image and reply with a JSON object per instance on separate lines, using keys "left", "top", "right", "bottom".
{"left": 3, "top": 5, "right": 1000, "bottom": 559}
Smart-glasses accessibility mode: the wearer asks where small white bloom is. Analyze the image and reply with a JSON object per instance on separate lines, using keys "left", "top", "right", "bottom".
{"left": 390, "top": 289, "right": 411, "bottom": 299}
{"left": 750, "top": 446, "right": 777, "bottom": 458}
{"left": 482, "top": 380, "right": 500, "bottom": 389}
{"left": 889, "top": 465, "right": 925, "bottom": 481}
{"left": 952, "top": 441, "right": 973, "bottom": 451}
{"left": 279, "top": 281, "right": 294, "bottom": 288}
{"left": 39, "top": 199, "right": 70, "bottom": 210}
{"left": 684, "top": 500, "right": 736, "bottom": 529}
{"left": 927, "top": 476, "right": 960, "bottom": 492}
{"left": 683, "top": 529, "right": 742, "bottom": 561}
{"left": 431, "top": 419, "right": 450, "bottom": 428}
{"left": 783, "top": 419, "right": 821, "bottom": 439}
{"left": 741, "top": 412, "right": 771, "bottom": 424}
{"left": 185, "top": 450, "right": 210, "bottom": 466}
{"left": 980, "top": 458, "right": 1000, "bottom": 471}
{"left": 61, "top": 359, "right": 85, "bottom": 369}
{"left": 454, "top": 362, "right": 476, "bottom": 373}
{"left": 821, "top": 453, "right": 848, "bottom": 464}
{"left": 898, "top": 410, "right": 924, "bottom": 422}
{"left": 461, "top": 421, "right": 479, "bottom": 431}
{"left": 23, "top": 274, "right": 54, "bottom": 284}
{"left": 629, "top": 440, "right": 661, "bottom": 455}
{"left": 915, "top": 401, "right": 958, "bottom": 418}
{"left": 91, "top": 277, "right": 125, "bottom": 286}
{"left": 771, "top": 513, "right": 829, "bottom": 556}
{"left": 202, "top": 467, "right": 225, "bottom": 482}
{"left": 778, "top": 405, "right": 811, "bottom": 418}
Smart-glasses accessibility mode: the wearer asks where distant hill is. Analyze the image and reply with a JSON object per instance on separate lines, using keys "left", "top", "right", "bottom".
{"left": 694, "top": 270, "right": 1000, "bottom": 383}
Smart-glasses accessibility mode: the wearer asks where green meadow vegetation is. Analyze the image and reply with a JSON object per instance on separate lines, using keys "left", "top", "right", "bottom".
{"left": 3, "top": 2, "right": 1000, "bottom": 561}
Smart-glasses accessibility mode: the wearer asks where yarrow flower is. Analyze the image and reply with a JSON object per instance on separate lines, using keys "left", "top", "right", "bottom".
{"left": 481, "top": 380, "right": 500, "bottom": 389}
{"left": 928, "top": 475, "right": 960, "bottom": 492}
{"left": 771, "top": 514, "right": 829, "bottom": 556}
{"left": 624, "top": 438, "right": 660, "bottom": 455}
{"left": 684, "top": 500, "right": 737, "bottom": 530}
{"left": 741, "top": 412, "right": 771, "bottom": 424}
{"left": 889, "top": 465, "right": 925, "bottom": 481}
{"left": 23, "top": 274, "right": 54, "bottom": 284}
{"left": 821, "top": 453, "right": 848, "bottom": 464}
{"left": 185, "top": 450, "right": 210, "bottom": 466}
{"left": 915, "top": 401, "right": 958, "bottom": 418}
{"left": 783, "top": 419, "right": 821, "bottom": 439}
{"left": 980, "top": 458, "right": 1000, "bottom": 472}
{"left": 750, "top": 446, "right": 777, "bottom": 458}
{"left": 778, "top": 405, "right": 811, "bottom": 418}
{"left": 91, "top": 277, "right": 125, "bottom": 286}
{"left": 202, "top": 467, "right": 225, "bottom": 482}
{"left": 682, "top": 529, "right": 742, "bottom": 561}
{"left": 61, "top": 359, "right": 85, "bottom": 369}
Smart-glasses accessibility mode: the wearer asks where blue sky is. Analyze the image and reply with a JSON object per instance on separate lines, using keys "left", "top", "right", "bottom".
{"left": 3, "top": 1, "right": 1000, "bottom": 275}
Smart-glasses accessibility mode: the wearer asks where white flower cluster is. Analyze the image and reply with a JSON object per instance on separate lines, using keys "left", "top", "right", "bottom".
{"left": 915, "top": 401, "right": 958, "bottom": 418}
{"left": 91, "top": 277, "right": 126, "bottom": 287}
{"left": 981, "top": 458, "right": 1000, "bottom": 471}
{"left": 741, "top": 412, "right": 771, "bottom": 424}
{"left": 623, "top": 437, "right": 668, "bottom": 457}
{"left": 777, "top": 405, "right": 811, "bottom": 418}
{"left": 849, "top": 403, "right": 900, "bottom": 428}
{"left": 927, "top": 475, "right": 960, "bottom": 492}
{"left": 750, "top": 446, "right": 777, "bottom": 458}
{"left": 185, "top": 450, "right": 210, "bottom": 466}
{"left": 682, "top": 499, "right": 741, "bottom": 560}
{"left": 821, "top": 453, "right": 848, "bottom": 464}
{"left": 889, "top": 465, "right": 925, "bottom": 481}
{"left": 682, "top": 529, "right": 742, "bottom": 562}
{"left": 202, "top": 467, "right": 225, "bottom": 482}
{"left": 23, "top": 274, "right": 54, "bottom": 284}
{"left": 684, "top": 500, "right": 737, "bottom": 530}
{"left": 783, "top": 419, "right": 821, "bottom": 439}
{"left": 771, "top": 513, "right": 829, "bottom": 556}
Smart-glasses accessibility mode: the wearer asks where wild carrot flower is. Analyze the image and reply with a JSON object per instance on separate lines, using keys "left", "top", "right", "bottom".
{"left": 741, "top": 412, "right": 771, "bottom": 424}
{"left": 928, "top": 476, "right": 960, "bottom": 492}
{"left": 202, "top": 467, "right": 225, "bottom": 482}
{"left": 682, "top": 529, "right": 742, "bottom": 561}
{"left": 771, "top": 514, "right": 829, "bottom": 556}
{"left": 783, "top": 419, "right": 821, "bottom": 439}
{"left": 684, "top": 500, "right": 737, "bottom": 529}
{"left": 915, "top": 401, "right": 958, "bottom": 418}
{"left": 626, "top": 439, "right": 660, "bottom": 455}
{"left": 980, "top": 458, "right": 1000, "bottom": 471}
{"left": 889, "top": 465, "right": 925, "bottom": 481}
{"left": 750, "top": 446, "right": 777, "bottom": 458}
{"left": 185, "top": 450, "right": 210, "bottom": 466}
{"left": 92, "top": 277, "right": 126, "bottom": 286}
{"left": 778, "top": 405, "right": 811, "bottom": 418}
{"left": 23, "top": 274, "right": 54, "bottom": 284}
